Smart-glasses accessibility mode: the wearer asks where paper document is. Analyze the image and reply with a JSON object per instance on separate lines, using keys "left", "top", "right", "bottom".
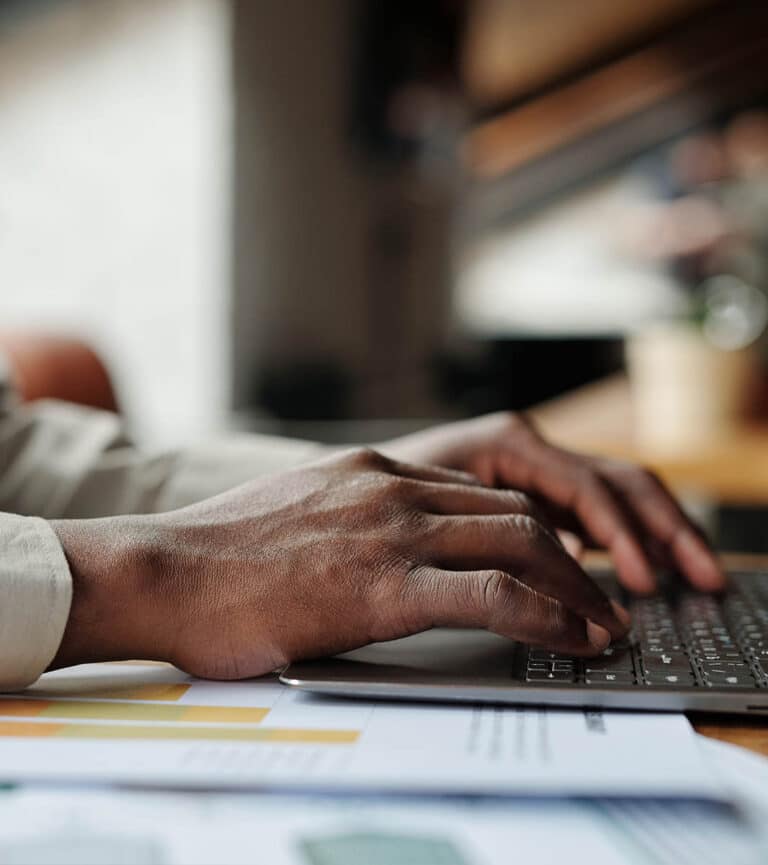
{"left": 0, "top": 788, "right": 762, "bottom": 865}
{"left": 0, "top": 662, "right": 722, "bottom": 797}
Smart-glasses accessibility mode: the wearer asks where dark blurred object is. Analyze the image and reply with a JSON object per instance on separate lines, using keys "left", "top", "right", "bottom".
{"left": 231, "top": 0, "right": 460, "bottom": 427}
{"left": 463, "top": 1, "right": 768, "bottom": 230}
{"left": 436, "top": 338, "right": 624, "bottom": 417}
{"left": 0, "top": 332, "right": 119, "bottom": 412}
{"left": 718, "top": 505, "right": 768, "bottom": 555}
{"left": 350, "top": 0, "right": 465, "bottom": 161}
{"left": 256, "top": 360, "right": 351, "bottom": 422}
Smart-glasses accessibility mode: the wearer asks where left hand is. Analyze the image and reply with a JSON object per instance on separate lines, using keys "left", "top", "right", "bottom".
{"left": 379, "top": 412, "right": 724, "bottom": 594}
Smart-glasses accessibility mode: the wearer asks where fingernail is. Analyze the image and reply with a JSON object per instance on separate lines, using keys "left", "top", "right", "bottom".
{"left": 611, "top": 600, "right": 632, "bottom": 630}
{"left": 587, "top": 620, "right": 612, "bottom": 651}
{"left": 558, "top": 530, "right": 584, "bottom": 560}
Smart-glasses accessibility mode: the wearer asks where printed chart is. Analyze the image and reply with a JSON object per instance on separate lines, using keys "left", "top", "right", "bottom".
{"left": 0, "top": 662, "right": 723, "bottom": 798}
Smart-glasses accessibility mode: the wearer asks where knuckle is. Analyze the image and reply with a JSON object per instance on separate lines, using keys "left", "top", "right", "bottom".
{"left": 491, "top": 410, "right": 539, "bottom": 442}
{"left": 573, "top": 468, "right": 608, "bottom": 504}
{"left": 516, "top": 588, "right": 574, "bottom": 644}
{"left": 538, "top": 600, "right": 572, "bottom": 640}
{"left": 375, "top": 480, "right": 430, "bottom": 535}
{"left": 573, "top": 463, "right": 599, "bottom": 488}
{"left": 367, "top": 559, "right": 418, "bottom": 638}
{"left": 383, "top": 472, "right": 411, "bottom": 496}
{"left": 606, "top": 459, "right": 661, "bottom": 488}
{"left": 507, "top": 513, "right": 550, "bottom": 546}
{"left": 504, "top": 490, "right": 535, "bottom": 514}
{"left": 377, "top": 474, "right": 419, "bottom": 510}
{"left": 399, "top": 501, "right": 431, "bottom": 536}
{"left": 499, "top": 410, "right": 529, "bottom": 432}
{"left": 480, "top": 569, "right": 511, "bottom": 614}
{"left": 347, "top": 446, "right": 390, "bottom": 471}
{"left": 454, "top": 468, "right": 482, "bottom": 486}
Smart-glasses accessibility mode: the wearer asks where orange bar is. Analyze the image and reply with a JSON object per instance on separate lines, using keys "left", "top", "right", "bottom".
{"left": 0, "top": 719, "right": 358, "bottom": 744}
{"left": 0, "top": 700, "right": 48, "bottom": 718}
{"left": 0, "top": 699, "right": 269, "bottom": 724}
{"left": 31, "top": 683, "right": 191, "bottom": 702}
{"left": 0, "top": 721, "right": 64, "bottom": 737}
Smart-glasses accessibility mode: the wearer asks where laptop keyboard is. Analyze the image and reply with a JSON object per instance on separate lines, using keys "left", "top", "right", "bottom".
{"left": 523, "top": 571, "right": 768, "bottom": 689}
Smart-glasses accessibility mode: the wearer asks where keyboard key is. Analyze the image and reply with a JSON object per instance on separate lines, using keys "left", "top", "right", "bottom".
{"left": 598, "top": 645, "right": 631, "bottom": 657}
{"left": 642, "top": 653, "right": 692, "bottom": 673}
{"left": 552, "top": 661, "right": 574, "bottom": 671}
{"left": 584, "top": 672, "right": 634, "bottom": 685}
{"left": 584, "top": 650, "right": 634, "bottom": 673}
{"left": 704, "top": 672, "right": 755, "bottom": 687}
{"left": 526, "top": 669, "right": 575, "bottom": 683}
{"left": 698, "top": 660, "right": 748, "bottom": 672}
{"left": 694, "top": 651, "right": 743, "bottom": 661}
{"left": 526, "top": 661, "right": 550, "bottom": 671}
{"left": 518, "top": 572, "right": 768, "bottom": 694}
{"left": 643, "top": 672, "right": 695, "bottom": 687}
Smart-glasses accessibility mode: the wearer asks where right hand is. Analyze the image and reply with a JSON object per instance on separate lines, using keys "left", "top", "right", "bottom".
{"left": 51, "top": 448, "right": 629, "bottom": 679}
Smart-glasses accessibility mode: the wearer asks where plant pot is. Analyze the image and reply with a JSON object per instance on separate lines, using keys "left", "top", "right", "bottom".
{"left": 626, "top": 324, "right": 758, "bottom": 453}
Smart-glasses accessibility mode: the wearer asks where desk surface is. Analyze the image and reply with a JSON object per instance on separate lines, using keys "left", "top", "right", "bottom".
{"left": 532, "top": 380, "right": 768, "bottom": 757}
{"left": 530, "top": 374, "right": 768, "bottom": 504}
{"left": 692, "top": 716, "right": 768, "bottom": 756}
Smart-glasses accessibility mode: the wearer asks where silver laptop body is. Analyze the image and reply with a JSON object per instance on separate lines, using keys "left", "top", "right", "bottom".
{"left": 281, "top": 570, "right": 768, "bottom": 716}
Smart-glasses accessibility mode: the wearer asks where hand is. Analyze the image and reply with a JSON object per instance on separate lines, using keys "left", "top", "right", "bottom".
{"left": 379, "top": 412, "right": 724, "bottom": 594}
{"left": 50, "top": 448, "right": 629, "bottom": 679}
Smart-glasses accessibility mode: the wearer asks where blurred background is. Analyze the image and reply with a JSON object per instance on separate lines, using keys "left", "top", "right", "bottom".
{"left": 3, "top": 0, "right": 768, "bottom": 547}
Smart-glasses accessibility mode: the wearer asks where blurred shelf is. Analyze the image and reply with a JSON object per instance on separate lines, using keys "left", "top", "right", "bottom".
{"left": 461, "top": 3, "right": 768, "bottom": 228}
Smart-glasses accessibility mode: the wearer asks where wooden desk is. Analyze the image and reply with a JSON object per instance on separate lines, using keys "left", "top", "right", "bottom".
{"left": 532, "top": 380, "right": 768, "bottom": 757}
{"left": 692, "top": 716, "right": 768, "bottom": 757}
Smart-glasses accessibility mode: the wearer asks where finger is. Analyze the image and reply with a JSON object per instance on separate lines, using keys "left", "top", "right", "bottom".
{"left": 537, "top": 496, "right": 674, "bottom": 570}
{"left": 413, "top": 483, "right": 547, "bottom": 521}
{"left": 405, "top": 566, "right": 612, "bottom": 656}
{"left": 382, "top": 458, "right": 483, "bottom": 488}
{"left": 598, "top": 463, "right": 725, "bottom": 591}
{"left": 424, "top": 514, "right": 629, "bottom": 639}
{"left": 501, "top": 450, "right": 659, "bottom": 594}
{"left": 413, "top": 483, "right": 569, "bottom": 553}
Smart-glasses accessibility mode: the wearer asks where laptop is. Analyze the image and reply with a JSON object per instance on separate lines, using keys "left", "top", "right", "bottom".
{"left": 281, "top": 568, "right": 768, "bottom": 715}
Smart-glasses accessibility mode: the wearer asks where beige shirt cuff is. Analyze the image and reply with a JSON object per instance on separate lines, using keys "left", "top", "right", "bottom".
{"left": 0, "top": 514, "right": 73, "bottom": 690}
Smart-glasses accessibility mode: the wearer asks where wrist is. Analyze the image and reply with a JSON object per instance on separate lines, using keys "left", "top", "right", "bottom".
{"left": 49, "top": 515, "right": 173, "bottom": 669}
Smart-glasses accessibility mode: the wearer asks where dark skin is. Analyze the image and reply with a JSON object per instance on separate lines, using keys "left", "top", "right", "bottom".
{"left": 50, "top": 413, "right": 723, "bottom": 680}
{"left": 378, "top": 413, "right": 724, "bottom": 595}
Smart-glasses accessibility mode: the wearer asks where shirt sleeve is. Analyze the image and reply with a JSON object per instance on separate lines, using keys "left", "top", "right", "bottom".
{"left": 0, "top": 374, "right": 324, "bottom": 688}
{"left": 0, "top": 399, "right": 325, "bottom": 519}
{"left": 0, "top": 513, "right": 72, "bottom": 690}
